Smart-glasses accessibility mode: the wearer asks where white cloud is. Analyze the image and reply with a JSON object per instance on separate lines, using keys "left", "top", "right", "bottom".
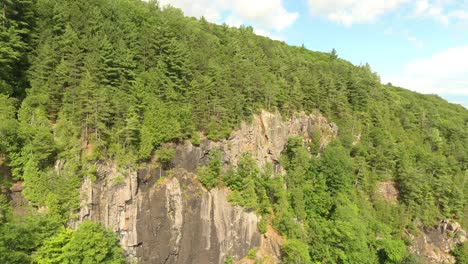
{"left": 413, "top": 0, "right": 430, "bottom": 16}
{"left": 158, "top": 0, "right": 298, "bottom": 31}
{"left": 402, "top": 29, "right": 424, "bottom": 48}
{"left": 387, "top": 75, "right": 468, "bottom": 95}
{"left": 158, "top": 0, "right": 221, "bottom": 22}
{"left": 411, "top": 0, "right": 449, "bottom": 24}
{"left": 407, "top": 35, "right": 424, "bottom": 48}
{"left": 306, "top": 0, "right": 409, "bottom": 27}
{"left": 384, "top": 27, "right": 424, "bottom": 48}
{"left": 253, "top": 28, "right": 285, "bottom": 41}
{"left": 224, "top": 15, "right": 243, "bottom": 28}
{"left": 223, "top": 15, "right": 285, "bottom": 40}
{"left": 384, "top": 26, "right": 395, "bottom": 35}
{"left": 449, "top": 9, "right": 468, "bottom": 21}
{"left": 383, "top": 46, "right": 468, "bottom": 97}
{"left": 411, "top": 0, "right": 468, "bottom": 24}
{"left": 405, "top": 46, "right": 468, "bottom": 77}
{"left": 305, "top": 0, "right": 468, "bottom": 26}
{"left": 219, "top": 0, "right": 298, "bottom": 31}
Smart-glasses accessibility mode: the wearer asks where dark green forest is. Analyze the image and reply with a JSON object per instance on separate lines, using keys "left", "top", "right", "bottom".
{"left": 0, "top": 0, "right": 467, "bottom": 263}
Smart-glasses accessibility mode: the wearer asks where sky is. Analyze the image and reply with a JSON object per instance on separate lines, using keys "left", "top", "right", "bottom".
{"left": 157, "top": 0, "right": 468, "bottom": 108}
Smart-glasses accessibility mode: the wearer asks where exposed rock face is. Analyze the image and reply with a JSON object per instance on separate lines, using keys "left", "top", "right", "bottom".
{"left": 137, "top": 174, "right": 261, "bottom": 264}
{"left": 376, "top": 181, "right": 399, "bottom": 204}
{"left": 223, "top": 110, "right": 337, "bottom": 169}
{"left": 239, "top": 225, "right": 284, "bottom": 264}
{"left": 76, "top": 111, "right": 338, "bottom": 263}
{"left": 79, "top": 166, "right": 263, "bottom": 264}
{"left": 410, "top": 220, "right": 466, "bottom": 264}
{"left": 171, "top": 110, "right": 338, "bottom": 174}
{"left": 9, "top": 181, "right": 28, "bottom": 217}
{"left": 78, "top": 163, "right": 140, "bottom": 259}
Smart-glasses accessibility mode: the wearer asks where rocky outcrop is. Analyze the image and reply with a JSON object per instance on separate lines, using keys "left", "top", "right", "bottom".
{"left": 223, "top": 110, "right": 337, "bottom": 169}
{"left": 9, "top": 181, "right": 28, "bottom": 217}
{"left": 75, "top": 110, "right": 338, "bottom": 263}
{"left": 171, "top": 110, "right": 337, "bottom": 174}
{"left": 240, "top": 225, "right": 284, "bottom": 264}
{"left": 376, "top": 181, "right": 399, "bottom": 204}
{"left": 410, "top": 220, "right": 466, "bottom": 264}
{"left": 77, "top": 163, "right": 140, "bottom": 259}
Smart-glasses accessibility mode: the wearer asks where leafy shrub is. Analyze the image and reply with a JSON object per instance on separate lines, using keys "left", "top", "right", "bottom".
{"left": 258, "top": 217, "right": 267, "bottom": 234}
{"left": 247, "top": 247, "right": 257, "bottom": 259}
{"left": 34, "top": 221, "right": 124, "bottom": 264}
{"left": 281, "top": 239, "right": 311, "bottom": 264}
{"left": 197, "top": 150, "right": 222, "bottom": 189}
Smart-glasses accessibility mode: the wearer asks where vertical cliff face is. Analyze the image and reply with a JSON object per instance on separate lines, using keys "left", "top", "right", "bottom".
{"left": 76, "top": 111, "right": 338, "bottom": 263}
{"left": 170, "top": 110, "right": 337, "bottom": 174}
{"left": 77, "top": 164, "right": 140, "bottom": 259}
{"left": 80, "top": 168, "right": 265, "bottom": 264}
{"left": 136, "top": 175, "right": 261, "bottom": 264}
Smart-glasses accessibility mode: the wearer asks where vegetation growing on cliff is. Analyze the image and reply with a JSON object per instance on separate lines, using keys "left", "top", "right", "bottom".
{"left": 0, "top": 0, "right": 467, "bottom": 262}
{"left": 34, "top": 221, "right": 124, "bottom": 264}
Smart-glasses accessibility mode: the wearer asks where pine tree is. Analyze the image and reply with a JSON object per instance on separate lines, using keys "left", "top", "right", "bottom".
{"left": 0, "top": 0, "right": 35, "bottom": 97}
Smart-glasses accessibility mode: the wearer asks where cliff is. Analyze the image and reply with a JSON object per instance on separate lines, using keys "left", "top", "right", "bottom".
{"left": 75, "top": 110, "right": 337, "bottom": 263}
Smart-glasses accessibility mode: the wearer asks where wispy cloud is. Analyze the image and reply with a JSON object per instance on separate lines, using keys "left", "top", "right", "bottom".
{"left": 412, "top": 0, "right": 448, "bottom": 24}
{"left": 403, "top": 29, "right": 424, "bottom": 48}
{"left": 158, "top": 0, "right": 298, "bottom": 31}
{"left": 158, "top": 0, "right": 221, "bottom": 22}
{"left": 253, "top": 28, "right": 285, "bottom": 41}
{"left": 306, "top": 0, "right": 410, "bottom": 27}
{"left": 384, "top": 27, "right": 424, "bottom": 48}
{"left": 305, "top": 0, "right": 468, "bottom": 27}
{"left": 411, "top": 0, "right": 468, "bottom": 25}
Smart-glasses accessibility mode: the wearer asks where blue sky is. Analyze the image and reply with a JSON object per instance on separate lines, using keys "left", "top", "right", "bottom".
{"left": 158, "top": 0, "right": 468, "bottom": 108}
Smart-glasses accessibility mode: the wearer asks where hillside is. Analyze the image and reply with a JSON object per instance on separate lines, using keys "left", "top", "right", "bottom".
{"left": 0, "top": 0, "right": 467, "bottom": 263}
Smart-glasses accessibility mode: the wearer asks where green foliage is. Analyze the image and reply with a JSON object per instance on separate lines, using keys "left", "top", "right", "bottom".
{"left": 401, "top": 254, "right": 424, "bottom": 264}
{"left": 378, "top": 238, "right": 408, "bottom": 264}
{"left": 190, "top": 131, "right": 201, "bottom": 146}
{"left": 155, "top": 147, "right": 176, "bottom": 169}
{"left": 247, "top": 247, "right": 257, "bottom": 259}
{"left": 112, "top": 175, "right": 125, "bottom": 186}
{"left": 223, "top": 166, "right": 242, "bottom": 191}
{"left": 34, "top": 227, "right": 73, "bottom": 264}
{"left": 226, "top": 154, "right": 262, "bottom": 211}
{"left": 139, "top": 101, "right": 183, "bottom": 159}
{"left": 0, "top": 95, "right": 19, "bottom": 155}
{"left": 154, "top": 176, "right": 167, "bottom": 187}
{"left": 281, "top": 239, "right": 311, "bottom": 264}
{"left": 224, "top": 255, "right": 233, "bottom": 264}
{"left": 0, "top": 0, "right": 467, "bottom": 263}
{"left": 35, "top": 221, "right": 124, "bottom": 264}
{"left": 258, "top": 217, "right": 268, "bottom": 234}
{"left": 0, "top": 0, "right": 35, "bottom": 97}
{"left": 318, "top": 142, "right": 354, "bottom": 196}
{"left": 0, "top": 214, "right": 60, "bottom": 264}
{"left": 0, "top": 193, "right": 11, "bottom": 224}
{"left": 281, "top": 137, "right": 309, "bottom": 220}
{"left": 452, "top": 242, "right": 468, "bottom": 264}
{"left": 197, "top": 149, "right": 222, "bottom": 189}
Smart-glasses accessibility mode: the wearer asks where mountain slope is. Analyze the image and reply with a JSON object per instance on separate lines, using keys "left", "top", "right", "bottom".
{"left": 0, "top": 0, "right": 467, "bottom": 263}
